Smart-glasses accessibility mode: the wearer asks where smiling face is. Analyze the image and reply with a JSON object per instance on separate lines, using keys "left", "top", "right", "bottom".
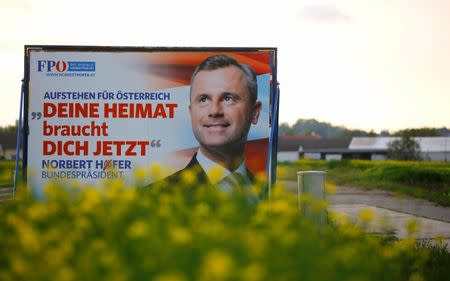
{"left": 189, "top": 65, "right": 261, "bottom": 155}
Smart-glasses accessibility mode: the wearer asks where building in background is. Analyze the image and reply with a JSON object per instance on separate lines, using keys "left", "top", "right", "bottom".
{"left": 350, "top": 137, "right": 450, "bottom": 162}
{"left": 0, "top": 132, "right": 21, "bottom": 160}
{"left": 278, "top": 136, "right": 450, "bottom": 162}
{"left": 278, "top": 136, "right": 352, "bottom": 161}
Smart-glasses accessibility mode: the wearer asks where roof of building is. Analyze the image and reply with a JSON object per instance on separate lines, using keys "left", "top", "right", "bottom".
{"left": 349, "top": 137, "right": 394, "bottom": 150}
{"left": 0, "top": 132, "right": 19, "bottom": 150}
{"left": 278, "top": 136, "right": 450, "bottom": 154}
{"left": 278, "top": 137, "right": 351, "bottom": 152}
{"left": 416, "top": 137, "right": 450, "bottom": 152}
{"left": 350, "top": 137, "right": 450, "bottom": 152}
{"left": 281, "top": 134, "right": 322, "bottom": 140}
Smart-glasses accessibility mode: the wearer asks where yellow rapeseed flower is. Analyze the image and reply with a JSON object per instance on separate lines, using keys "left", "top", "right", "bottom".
{"left": 44, "top": 249, "right": 65, "bottom": 268}
{"left": 127, "top": 220, "right": 149, "bottom": 238}
{"left": 271, "top": 199, "right": 292, "bottom": 214}
{"left": 18, "top": 224, "right": 40, "bottom": 254}
{"left": 194, "top": 202, "right": 210, "bottom": 217}
{"left": 358, "top": 208, "right": 374, "bottom": 223}
{"left": 382, "top": 247, "right": 396, "bottom": 259}
{"left": 108, "top": 272, "right": 129, "bottom": 281}
{"left": 6, "top": 213, "right": 20, "bottom": 227}
{"left": 181, "top": 170, "right": 196, "bottom": 185}
{"left": 74, "top": 217, "right": 91, "bottom": 231}
{"left": 80, "top": 188, "right": 102, "bottom": 213}
{"left": 158, "top": 204, "right": 172, "bottom": 218}
{"left": 409, "top": 273, "right": 424, "bottom": 281}
{"left": 43, "top": 181, "right": 60, "bottom": 196}
{"left": 90, "top": 239, "right": 107, "bottom": 251}
{"left": 149, "top": 163, "right": 164, "bottom": 181}
{"left": 341, "top": 224, "right": 361, "bottom": 238}
{"left": 154, "top": 272, "right": 187, "bottom": 281}
{"left": 405, "top": 219, "right": 420, "bottom": 236}
{"left": 0, "top": 170, "right": 12, "bottom": 182}
{"left": 277, "top": 166, "right": 288, "bottom": 177}
{"left": 432, "top": 235, "right": 445, "bottom": 246}
{"left": 134, "top": 167, "right": 147, "bottom": 180}
{"left": 106, "top": 179, "right": 125, "bottom": 199}
{"left": 299, "top": 193, "right": 312, "bottom": 203}
{"left": 271, "top": 182, "right": 287, "bottom": 197}
{"left": 122, "top": 188, "right": 137, "bottom": 203}
{"left": 335, "top": 245, "right": 358, "bottom": 265}
{"left": 169, "top": 226, "right": 192, "bottom": 244}
{"left": 280, "top": 231, "right": 298, "bottom": 246}
{"left": 26, "top": 204, "right": 48, "bottom": 221}
{"left": 329, "top": 212, "right": 349, "bottom": 225}
{"left": 243, "top": 232, "right": 266, "bottom": 257}
{"left": 200, "top": 250, "right": 234, "bottom": 281}
{"left": 99, "top": 250, "right": 119, "bottom": 267}
{"left": 207, "top": 165, "right": 223, "bottom": 183}
{"left": 325, "top": 182, "right": 337, "bottom": 195}
{"left": 311, "top": 199, "right": 328, "bottom": 213}
{"left": 254, "top": 171, "right": 266, "bottom": 184}
{"left": 56, "top": 267, "right": 75, "bottom": 281}
{"left": 241, "top": 263, "right": 265, "bottom": 281}
{"left": 11, "top": 258, "right": 27, "bottom": 275}
{"left": 395, "top": 238, "right": 416, "bottom": 252}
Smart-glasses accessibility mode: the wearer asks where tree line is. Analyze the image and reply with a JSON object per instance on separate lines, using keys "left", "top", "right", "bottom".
{"left": 279, "top": 119, "right": 449, "bottom": 138}
{"left": 1, "top": 119, "right": 448, "bottom": 138}
{"left": 0, "top": 122, "right": 18, "bottom": 134}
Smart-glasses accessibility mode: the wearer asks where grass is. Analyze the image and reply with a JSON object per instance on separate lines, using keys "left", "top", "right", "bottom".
{"left": 417, "top": 239, "right": 450, "bottom": 281}
{"left": 278, "top": 159, "right": 450, "bottom": 206}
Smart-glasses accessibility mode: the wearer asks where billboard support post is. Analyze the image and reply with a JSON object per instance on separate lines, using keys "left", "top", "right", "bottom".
{"left": 13, "top": 79, "right": 25, "bottom": 198}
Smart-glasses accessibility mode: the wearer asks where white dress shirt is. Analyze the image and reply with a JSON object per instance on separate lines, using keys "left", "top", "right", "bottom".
{"left": 196, "top": 150, "right": 251, "bottom": 192}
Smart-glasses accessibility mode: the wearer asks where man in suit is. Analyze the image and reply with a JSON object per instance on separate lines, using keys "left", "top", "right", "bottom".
{"left": 163, "top": 55, "right": 262, "bottom": 193}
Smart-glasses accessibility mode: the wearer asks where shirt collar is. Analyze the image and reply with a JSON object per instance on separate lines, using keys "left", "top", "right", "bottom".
{"left": 196, "top": 149, "right": 249, "bottom": 184}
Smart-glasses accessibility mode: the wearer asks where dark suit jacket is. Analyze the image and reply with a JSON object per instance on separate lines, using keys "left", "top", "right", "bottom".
{"left": 161, "top": 153, "right": 255, "bottom": 189}
{"left": 163, "top": 153, "right": 210, "bottom": 184}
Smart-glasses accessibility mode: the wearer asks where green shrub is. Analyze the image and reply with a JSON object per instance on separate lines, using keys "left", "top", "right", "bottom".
{"left": 0, "top": 177, "right": 430, "bottom": 281}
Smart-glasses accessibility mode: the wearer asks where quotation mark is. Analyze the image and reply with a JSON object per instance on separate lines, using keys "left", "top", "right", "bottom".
{"left": 151, "top": 140, "right": 161, "bottom": 148}
{"left": 31, "top": 112, "right": 42, "bottom": 120}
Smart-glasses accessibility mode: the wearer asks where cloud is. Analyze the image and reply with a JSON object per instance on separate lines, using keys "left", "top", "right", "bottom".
{"left": 297, "top": 4, "right": 351, "bottom": 23}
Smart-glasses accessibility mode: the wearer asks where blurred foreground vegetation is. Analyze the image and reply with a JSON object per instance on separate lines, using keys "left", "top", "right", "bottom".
{"left": 278, "top": 160, "right": 450, "bottom": 206}
{"left": 0, "top": 161, "right": 16, "bottom": 188}
{"left": 2, "top": 175, "right": 449, "bottom": 281}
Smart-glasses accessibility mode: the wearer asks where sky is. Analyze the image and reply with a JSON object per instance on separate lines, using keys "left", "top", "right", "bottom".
{"left": 1, "top": 0, "right": 449, "bottom": 133}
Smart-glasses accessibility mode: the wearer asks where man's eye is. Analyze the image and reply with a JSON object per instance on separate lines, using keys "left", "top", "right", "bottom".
{"left": 199, "top": 97, "right": 207, "bottom": 103}
{"left": 224, "top": 95, "right": 233, "bottom": 102}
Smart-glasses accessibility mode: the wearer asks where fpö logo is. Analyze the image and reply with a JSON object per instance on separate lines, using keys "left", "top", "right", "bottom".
{"left": 37, "top": 60, "right": 96, "bottom": 77}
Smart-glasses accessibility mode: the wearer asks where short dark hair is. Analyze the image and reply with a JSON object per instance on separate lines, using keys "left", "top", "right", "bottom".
{"left": 190, "top": 55, "right": 258, "bottom": 105}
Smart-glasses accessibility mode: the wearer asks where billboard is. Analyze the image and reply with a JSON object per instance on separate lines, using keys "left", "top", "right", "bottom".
{"left": 23, "top": 46, "right": 278, "bottom": 197}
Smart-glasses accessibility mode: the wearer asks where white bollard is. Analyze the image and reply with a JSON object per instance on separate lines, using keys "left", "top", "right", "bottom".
{"left": 297, "top": 171, "right": 327, "bottom": 224}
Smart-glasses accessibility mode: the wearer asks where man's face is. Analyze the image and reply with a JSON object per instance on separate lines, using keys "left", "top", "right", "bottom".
{"left": 189, "top": 66, "right": 261, "bottom": 153}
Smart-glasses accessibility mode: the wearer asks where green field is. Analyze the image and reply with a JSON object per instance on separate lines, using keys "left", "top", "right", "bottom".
{"left": 278, "top": 160, "right": 450, "bottom": 206}
{"left": 4, "top": 159, "right": 450, "bottom": 205}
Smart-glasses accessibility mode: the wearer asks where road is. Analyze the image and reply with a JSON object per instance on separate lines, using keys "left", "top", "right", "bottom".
{"left": 280, "top": 180, "right": 450, "bottom": 250}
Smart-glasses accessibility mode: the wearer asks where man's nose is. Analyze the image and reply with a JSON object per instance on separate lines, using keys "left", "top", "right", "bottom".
{"left": 208, "top": 100, "right": 224, "bottom": 117}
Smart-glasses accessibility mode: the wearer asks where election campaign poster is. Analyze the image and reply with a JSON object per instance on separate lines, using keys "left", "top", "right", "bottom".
{"left": 24, "top": 46, "right": 278, "bottom": 197}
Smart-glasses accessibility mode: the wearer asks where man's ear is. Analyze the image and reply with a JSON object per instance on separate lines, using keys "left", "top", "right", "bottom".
{"left": 251, "top": 101, "right": 262, "bottom": 125}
